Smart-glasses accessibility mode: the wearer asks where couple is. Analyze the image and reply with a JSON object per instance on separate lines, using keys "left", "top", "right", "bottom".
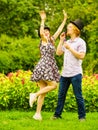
{"left": 30, "top": 10, "right": 86, "bottom": 121}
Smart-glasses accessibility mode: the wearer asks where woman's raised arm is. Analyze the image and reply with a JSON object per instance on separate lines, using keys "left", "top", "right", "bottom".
{"left": 39, "top": 11, "right": 47, "bottom": 42}
{"left": 53, "top": 10, "right": 67, "bottom": 40}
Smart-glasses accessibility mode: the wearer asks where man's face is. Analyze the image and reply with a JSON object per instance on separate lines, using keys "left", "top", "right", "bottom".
{"left": 67, "top": 23, "right": 74, "bottom": 36}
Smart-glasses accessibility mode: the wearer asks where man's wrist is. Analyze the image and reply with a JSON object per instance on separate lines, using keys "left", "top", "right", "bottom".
{"left": 68, "top": 47, "right": 72, "bottom": 51}
{"left": 59, "top": 41, "right": 63, "bottom": 47}
{"left": 60, "top": 39, "right": 64, "bottom": 43}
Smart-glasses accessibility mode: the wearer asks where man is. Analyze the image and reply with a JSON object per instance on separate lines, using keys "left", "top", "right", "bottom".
{"left": 52, "top": 19, "right": 86, "bottom": 121}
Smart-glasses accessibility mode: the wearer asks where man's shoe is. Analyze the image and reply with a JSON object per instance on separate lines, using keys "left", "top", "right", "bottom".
{"left": 79, "top": 118, "right": 86, "bottom": 122}
{"left": 29, "top": 93, "right": 37, "bottom": 107}
{"left": 51, "top": 115, "right": 62, "bottom": 120}
{"left": 33, "top": 113, "right": 42, "bottom": 121}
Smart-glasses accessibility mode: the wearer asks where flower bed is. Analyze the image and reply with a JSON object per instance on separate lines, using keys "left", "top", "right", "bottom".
{"left": 0, "top": 70, "right": 98, "bottom": 112}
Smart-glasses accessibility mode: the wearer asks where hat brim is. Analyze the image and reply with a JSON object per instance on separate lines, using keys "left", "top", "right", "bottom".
{"left": 70, "top": 21, "right": 81, "bottom": 30}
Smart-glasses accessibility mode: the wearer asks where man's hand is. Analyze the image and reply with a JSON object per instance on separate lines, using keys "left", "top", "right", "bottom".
{"left": 60, "top": 32, "right": 66, "bottom": 41}
{"left": 64, "top": 43, "right": 70, "bottom": 50}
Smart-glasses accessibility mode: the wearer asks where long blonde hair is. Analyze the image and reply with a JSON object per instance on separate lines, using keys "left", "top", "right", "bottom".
{"left": 73, "top": 24, "right": 81, "bottom": 36}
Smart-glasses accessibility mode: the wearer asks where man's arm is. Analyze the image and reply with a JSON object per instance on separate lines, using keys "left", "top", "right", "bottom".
{"left": 56, "top": 40, "right": 64, "bottom": 56}
{"left": 56, "top": 32, "right": 66, "bottom": 56}
{"left": 64, "top": 43, "right": 86, "bottom": 60}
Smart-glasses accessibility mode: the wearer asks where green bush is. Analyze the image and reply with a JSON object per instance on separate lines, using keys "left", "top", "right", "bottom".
{"left": 0, "top": 34, "right": 98, "bottom": 74}
{"left": 0, "top": 70, "right": 98, "bottom": 112}
{"left": 0, "top": 0, "right": 98, "bottom": 73}
{"left": 0, "top": 34, "right": 65, "bottom": 73}
{"left": 0, "top": 34, "right": 40, "bottom": 74}
{"left": 0, "top": 51, "right": 13, "bottom": 74}
{"left": 0, "top": 70, "right": 38, "bottom": 110}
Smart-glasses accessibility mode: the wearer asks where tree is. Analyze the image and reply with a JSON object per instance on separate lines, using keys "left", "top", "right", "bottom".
{"left": 0, "top": 0, "right": 98, "bottom": 73}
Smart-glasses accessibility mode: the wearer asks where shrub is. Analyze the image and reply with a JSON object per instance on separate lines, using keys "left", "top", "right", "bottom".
{"left": 0, "top": 70, "right": 98, "bottom": 112}
{"left": 0, "top": 34, "right": 40, "bottom": 74}
{"left": 0, "top": 34, "right": 98, "bottom": 74}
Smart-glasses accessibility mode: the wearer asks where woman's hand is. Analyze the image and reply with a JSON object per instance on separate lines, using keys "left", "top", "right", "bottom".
{"left": 63, "top": 10, "right": 67, "bottom": 20}
{"left": 39, "top": 10, "right": 46, "bottom": 20}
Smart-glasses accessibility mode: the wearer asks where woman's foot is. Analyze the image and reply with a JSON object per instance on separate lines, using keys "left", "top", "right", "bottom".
{"left": 33, "top": 113, "right": 42, "bottom": 121}
{"left": 29, "top": 93, "right": 37, "bottom": 107}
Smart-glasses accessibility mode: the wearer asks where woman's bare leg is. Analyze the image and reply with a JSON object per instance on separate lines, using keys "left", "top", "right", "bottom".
{"left": 30, "top": 81, "right": 58, "bottom": 113}
{"left": 35, "top": 80, "right": 47, "bottom": 115}
{"left": 36, "top": 81, "right": 58, "bottom": 97}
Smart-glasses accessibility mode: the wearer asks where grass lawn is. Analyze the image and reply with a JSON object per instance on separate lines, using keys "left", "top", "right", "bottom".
{"left": 0, "top": 110, "right": 98, "bottom": 130}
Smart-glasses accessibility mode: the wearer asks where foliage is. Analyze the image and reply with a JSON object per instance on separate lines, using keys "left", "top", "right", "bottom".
{"left": 0, "top": 34, "right": 63, "bottom": 73}
{"left": 0, "top": 0, "right": 39, "bottom": 38}
{"left": 0, "top": 35, "right": 40, "bottom": 74}
{"left": 0, "top": 70, "right": 98, "bottom": 112}
{"left": 0, "top": 0, "right": 98, "bottom": 71}
{"left": 0, "top": 0, "right": 97, "bottom": 38}
{"left": 0, "top": 70, "right": 38, "bottom": 110}
{"left": 0, "top": 0, "right": 98, "bottom": 73}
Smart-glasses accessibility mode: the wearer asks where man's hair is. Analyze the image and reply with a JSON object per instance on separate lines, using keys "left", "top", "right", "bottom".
{"left": 73, "top": 24, "right": 80, "bottom": 36}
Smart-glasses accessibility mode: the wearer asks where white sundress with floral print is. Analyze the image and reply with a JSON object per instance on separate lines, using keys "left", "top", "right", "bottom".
{"left": 31, "top": 41, "right": 60, "bottom": 82}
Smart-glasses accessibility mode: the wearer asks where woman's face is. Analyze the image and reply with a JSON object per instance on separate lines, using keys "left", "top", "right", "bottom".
{"left": 67, "top": 23, "right": 74, "bottom": 36}
{"left": 44, "top": 29, "right": 50, "bottom": 38}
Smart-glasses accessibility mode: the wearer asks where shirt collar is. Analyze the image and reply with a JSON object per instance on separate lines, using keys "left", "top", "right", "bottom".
{"left": 69, "top": 37, "right": 79, "bottom": 43}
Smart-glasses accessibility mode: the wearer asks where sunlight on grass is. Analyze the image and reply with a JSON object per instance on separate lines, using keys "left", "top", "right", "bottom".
{"left": 0, "top": 111, "right": 98, "bottom": 130}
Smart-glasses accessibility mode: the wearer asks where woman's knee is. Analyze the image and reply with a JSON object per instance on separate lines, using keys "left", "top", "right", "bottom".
{"left": 37, "top": 80, "right": 47, "bottom": 88}
{"left": 50, "top": 82, "right": 58, "bottom": 89}
{"left": 38, "top": 93, "right": 46, "bottom": 100}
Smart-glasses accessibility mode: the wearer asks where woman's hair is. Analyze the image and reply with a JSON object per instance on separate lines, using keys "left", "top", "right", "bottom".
{"left": 38, "top": 26, "right": 50, "bottom": 37}
{"left": 73, "top": 24, "right": 80, "bottom": 36}
{"left": 38, "top": 26, "right": 54, "bottom": 45}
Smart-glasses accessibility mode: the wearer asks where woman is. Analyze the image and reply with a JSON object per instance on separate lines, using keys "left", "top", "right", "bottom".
{"left": 30, "top": 10, "right": 67, "bottom": 120}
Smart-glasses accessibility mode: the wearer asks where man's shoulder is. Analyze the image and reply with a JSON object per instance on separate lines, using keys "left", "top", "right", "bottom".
{"left": 78, "top": 37, "right": 86, "bottom": 43}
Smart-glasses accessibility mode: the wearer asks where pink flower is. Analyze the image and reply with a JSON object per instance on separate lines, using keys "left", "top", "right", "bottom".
{"left": 21, "top": 78, "right": 25, "bottom": 85}
{"left": 7, "top": 72, "right": 13, "bottom": 78}
{"left": 93, "top": 74, "right": 98, "bottom": 80}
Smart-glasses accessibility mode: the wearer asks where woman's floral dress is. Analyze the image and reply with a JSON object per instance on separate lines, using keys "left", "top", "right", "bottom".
{"left": 31, "top": 41, "right": 60, "bottom": 82}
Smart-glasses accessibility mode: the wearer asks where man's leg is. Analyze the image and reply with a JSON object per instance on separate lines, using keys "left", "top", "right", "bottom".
{"left": 53, "top": 76, "right": 70, "bottom": 118}
{"left": 71, "top": 74, "right": 86, "bottom": 119}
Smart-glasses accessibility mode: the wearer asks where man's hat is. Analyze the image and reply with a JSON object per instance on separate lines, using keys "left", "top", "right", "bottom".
{"left": 70, "top": 19, "right": 84, "bottom": 31}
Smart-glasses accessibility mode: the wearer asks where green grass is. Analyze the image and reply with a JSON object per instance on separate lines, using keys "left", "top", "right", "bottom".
{"left": 0, "top": 110, "right": 98, "bottom": 130}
